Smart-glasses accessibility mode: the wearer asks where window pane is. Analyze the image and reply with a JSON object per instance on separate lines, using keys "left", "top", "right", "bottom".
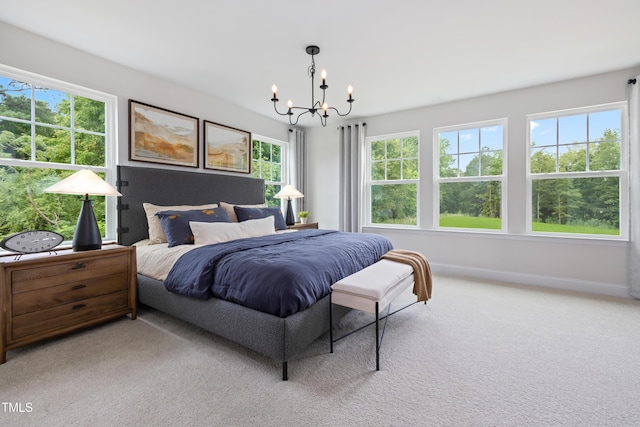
{"left": 530, "top": 146, "right": 556, "bottom": 173}
{"left": 74, "top": 95, "right": 105, "bottom": 133}
{"left": 403, "top": 159, "right": 419, "bottom": 180}
{"left": 251, "top": 159, "right": 260, "bottom": 178}
{"left": 36, "top": 127, "right": 70, "bottom": 163}
{"left": 481, "top": 152, "right": 503, "bottom": 175}
{"left": 460, "top": 153, "right": 478, "bottom": 176}
{"left": 387, "top": 138, "right": 401, "bottom": 158}
{"left": 372, "top": 161, "right": 385, "bottom": 181}
{"left": 402, "top": 136, "right": 419, "bottom": 157}
{"left": 0, "top": 166, "right": 107, "bottom": 240}
{"left": 0, "top": 119, "right": 31, "bottom": 159}
{"left": 371, "top": 140, "right": 386, "bottom": 160}
{"left": 440, "top": 181, "right": 501, "bottom": 229}
{"left": 589, "top": 110, "right": 621, "bottom": 142}
{"left": 0, "top": 77, "right": 31, "bottom": 120}
{"left": 387, "top": 160, "right": 401, "bottom": 180}
{"left": 265, "top": 184, "right": 281, "bottom": 207}
{"left": 589, "top": 141, "right": 620, "bottom": 171}
{"left": 480, "top": 125, "right": 502, "bottom": 151}
{"left": 531, "top": 118, "right": 556, "bottom": 147}
{"left": 531, "top": 177, "right": 619, "bottom": 235}
{"left": 440, "top": 131, "right": 457, "bottom": 154}
{"left": 559, "top": 114, "right": 587, "bottom": 144}
{"left": 439, "top": 154, "right": 458, "bottom": 178}
{"left": 371, "top": 184, "right": 417, "bottom": 225}
{"left": 272, "top": 162, "right": 281, "bottom": 182}
{"left": 35, "top": 87, "right": 66, "bottom": 125}
{"left": 459, "top": 128, "right": 478, "bottom": 153}
{"left": 75, "top": 132, "right": 105, "bottom": 166}
{"left": 558, "top": 144, "right": 586, "bottom": 172}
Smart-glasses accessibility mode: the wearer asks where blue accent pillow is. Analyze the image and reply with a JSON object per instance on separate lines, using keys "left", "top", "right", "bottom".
{"left": 156, "top": 208, "right": 230, "bottom": 247}
{"left": 233, "top": 206, "right": 287, "bottom": 231}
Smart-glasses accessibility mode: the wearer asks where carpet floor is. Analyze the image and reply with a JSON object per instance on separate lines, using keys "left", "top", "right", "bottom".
{"left": 1, "top": 274, "right": 640, "bottom": 426}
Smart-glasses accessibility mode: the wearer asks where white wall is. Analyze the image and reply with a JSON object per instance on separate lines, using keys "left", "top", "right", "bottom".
{"left": 0, "top": 22, "right": 290, "bottom": 168}
{"left": 307, "top": 67, "right": 640, "bottom": 298}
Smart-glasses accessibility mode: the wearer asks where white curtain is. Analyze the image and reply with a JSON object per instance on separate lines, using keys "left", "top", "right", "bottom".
{"left": 289, "top": 128, "right": 306, "bottom": 213}
{"left": 628, "top": 76, "right": 640, "bottom": 299}
{"left": 338, "top": 123, "right": 366, "bottom": 232}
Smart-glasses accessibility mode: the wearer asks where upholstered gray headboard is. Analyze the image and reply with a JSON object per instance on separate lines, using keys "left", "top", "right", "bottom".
{"left": 117, "top": 166, "right": 265, "bottom": 246}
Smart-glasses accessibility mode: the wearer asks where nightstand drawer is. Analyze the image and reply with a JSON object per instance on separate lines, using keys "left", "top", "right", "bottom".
{"left": 12, "top": 272, "right": 129, "bottom": 316}
{"left": 11, "top": 290, "right": 129, "bottom": 340}
{"left": 11, "top": 253, "right": 129, "bottom": 293}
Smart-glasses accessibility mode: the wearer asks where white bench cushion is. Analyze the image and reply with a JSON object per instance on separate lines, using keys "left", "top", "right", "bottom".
{"left": 331, "top": 260, "right": 414, "bottom": 313}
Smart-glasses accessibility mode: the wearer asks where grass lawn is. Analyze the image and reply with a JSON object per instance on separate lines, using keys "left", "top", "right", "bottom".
{"left": 439, "top": 215, "right": 501, "bottom": 229}
{"left": 440, "top": 215, "right": 619, "bottom": 235}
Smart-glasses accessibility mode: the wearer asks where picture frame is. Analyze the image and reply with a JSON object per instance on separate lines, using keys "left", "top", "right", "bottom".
{"left": 203, "top": 120, "right": 251, "bottom": 174}
{"left": 129, "top": 100, "right": 199, "bottom": 168}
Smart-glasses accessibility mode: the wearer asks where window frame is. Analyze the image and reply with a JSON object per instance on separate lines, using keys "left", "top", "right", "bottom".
{"left": 525, "top": 102, "right": 628, "bottom": 239}
{"left": 0, "top": 64, "right": 118, "bottom": 242}
{"left": 251, "top": 134, "right": 288, "bottom": 207}
{"left": 433, "top": 118, "right": 508, "bottom": 232}
{"left": 364, "top": 130, "right": 420, "bottom": 227}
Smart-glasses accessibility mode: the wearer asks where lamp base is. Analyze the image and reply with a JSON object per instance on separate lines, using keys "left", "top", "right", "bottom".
{"left": 73, "top": 198, "right": 102, "bottom": 251}
{"left": 285, "top": 199, "right": 295, "bottom": 226}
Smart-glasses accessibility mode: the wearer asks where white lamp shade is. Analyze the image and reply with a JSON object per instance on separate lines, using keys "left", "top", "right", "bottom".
{"left": 44, "top": 169, "right": 122, "bottom": 197}
{"left": 274, "top": 184, "right": 303, "bottom": 199}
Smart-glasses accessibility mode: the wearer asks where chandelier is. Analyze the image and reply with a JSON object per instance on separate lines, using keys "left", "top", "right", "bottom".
{"left": 271, "top": 45, "right": 354, "bottom": 127}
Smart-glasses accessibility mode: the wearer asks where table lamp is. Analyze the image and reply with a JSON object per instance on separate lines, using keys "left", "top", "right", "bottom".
{"left": 274, "top": 184, "right": 304, "bottom": 226}
{"left": 44, "top": 169, "right": 122, "bottom": 251}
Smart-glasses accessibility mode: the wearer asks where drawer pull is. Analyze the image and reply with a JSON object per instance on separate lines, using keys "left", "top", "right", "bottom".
{"left": 72, "top": 262, "right": 86, "bottom": 270}
{"left": 72, "top": 304, "right": 86, "bottom": 310}
{"left": 71, "top": 284, "right": 86, "bottom": 290}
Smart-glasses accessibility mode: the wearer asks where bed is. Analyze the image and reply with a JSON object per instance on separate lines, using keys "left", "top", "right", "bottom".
{"left": 116, "top": 165, "right": 392, "bottom": 380}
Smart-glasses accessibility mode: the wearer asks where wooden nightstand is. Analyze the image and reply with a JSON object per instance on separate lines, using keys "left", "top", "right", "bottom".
{"left": 288, "top": 222, "right": 319, "bottom": 230}
{"left": 0, "top": 244, "right": 136, "bottom": 363}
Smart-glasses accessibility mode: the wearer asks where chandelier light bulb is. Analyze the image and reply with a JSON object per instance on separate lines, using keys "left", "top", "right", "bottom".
{"left": 322, "top": 102, "right": 329, "bottom": 111}
{"left": 321, "top": 69, "right": 327, "bottom": 80}
{"left": 348, "top": 85, "right": 353, "bottom": 95}
{"left": 287, "top": 100, "right": 293, "bottom": 109}
{"left": 272, "top": 85, "right": 278, "bottom": 95}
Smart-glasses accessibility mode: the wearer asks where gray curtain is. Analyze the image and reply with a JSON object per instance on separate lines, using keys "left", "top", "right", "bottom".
{"left": 289, "top": 128, "right": 306, "bottom": 213}
{"left": 338, "top": 123, "right": 366, "bottom": 232}
{"left": 628, "top": 77, "right": 640, "bottom": 298}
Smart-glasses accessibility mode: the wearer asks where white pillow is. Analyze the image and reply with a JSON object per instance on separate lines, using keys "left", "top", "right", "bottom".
{"left": 191, "top": 216, "right": 275, "bottom": 245}
{"left": 219, "top": 201, "right": 268, "bottom": 222}
{"left": 143, "top": 202, "right": 219, "bottom": 245}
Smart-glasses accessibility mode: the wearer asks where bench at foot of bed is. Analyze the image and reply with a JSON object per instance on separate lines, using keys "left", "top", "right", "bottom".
{"left": 329, "top": 259, "right": 424, "bottom": 371}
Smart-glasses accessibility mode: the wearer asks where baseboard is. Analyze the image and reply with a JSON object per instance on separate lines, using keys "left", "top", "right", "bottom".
{"left": 431, "top": 262, "right": 631, "bottom": 299}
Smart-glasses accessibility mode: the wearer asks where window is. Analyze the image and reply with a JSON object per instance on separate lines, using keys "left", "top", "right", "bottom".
{"left": 252, "top": 136, "right": 286, "bottom": 206}
{"left": 0, "top": 66, "right": 116, "bottom": 242}
{"left": 366, "top": 132, "right": 419, "bottom": 226}
{"left": 527, "top": 103, "right": 627, "bottom": 237}
{"left": 435, "top": 120, "right": 506, "bottom": 230}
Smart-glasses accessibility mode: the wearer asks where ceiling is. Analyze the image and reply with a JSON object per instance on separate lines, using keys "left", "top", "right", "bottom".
{"left": 2, "top": 0, "right": 640, "bottom": 127}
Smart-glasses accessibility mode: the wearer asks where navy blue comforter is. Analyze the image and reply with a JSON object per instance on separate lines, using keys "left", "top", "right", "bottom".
{"left": 164, "top": 229, "right": 393, "bottom": 317}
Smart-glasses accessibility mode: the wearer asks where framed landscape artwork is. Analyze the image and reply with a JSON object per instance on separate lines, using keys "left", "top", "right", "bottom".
{"left": 203, "top": 120, "right": 251, "bottom": 174}
{"left": 129, "top": 100, "right": 199, "bottom": 167}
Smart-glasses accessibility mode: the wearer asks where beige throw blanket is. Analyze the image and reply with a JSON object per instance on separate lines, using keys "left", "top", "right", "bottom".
{"left": 381, "top": 249, "right": 432, "bottom": 302}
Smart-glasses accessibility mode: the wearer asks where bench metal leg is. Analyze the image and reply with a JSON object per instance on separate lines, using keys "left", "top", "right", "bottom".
{"left": 331, "top": 296, "right": 422, "bottom": 372}
{"left": 329, "top": 292, "right": 334, "bottom": 353}
{"left": 282, "top": 361, "right": 288, "bottom": 381}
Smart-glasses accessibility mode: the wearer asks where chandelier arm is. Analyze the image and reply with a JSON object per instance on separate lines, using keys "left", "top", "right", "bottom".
{"left": 289, "top": 109, "right": 312, "bottom": 126}
{"left": 327, "top": 102, "right": 354, "bottom": 117}
{"left": 272, "top": 101, "right": 293, "bottom": 117}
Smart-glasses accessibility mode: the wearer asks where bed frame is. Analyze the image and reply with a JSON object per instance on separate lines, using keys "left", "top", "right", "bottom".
{"left": 116, "top": 165, "right": 348, "bottom": 380}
